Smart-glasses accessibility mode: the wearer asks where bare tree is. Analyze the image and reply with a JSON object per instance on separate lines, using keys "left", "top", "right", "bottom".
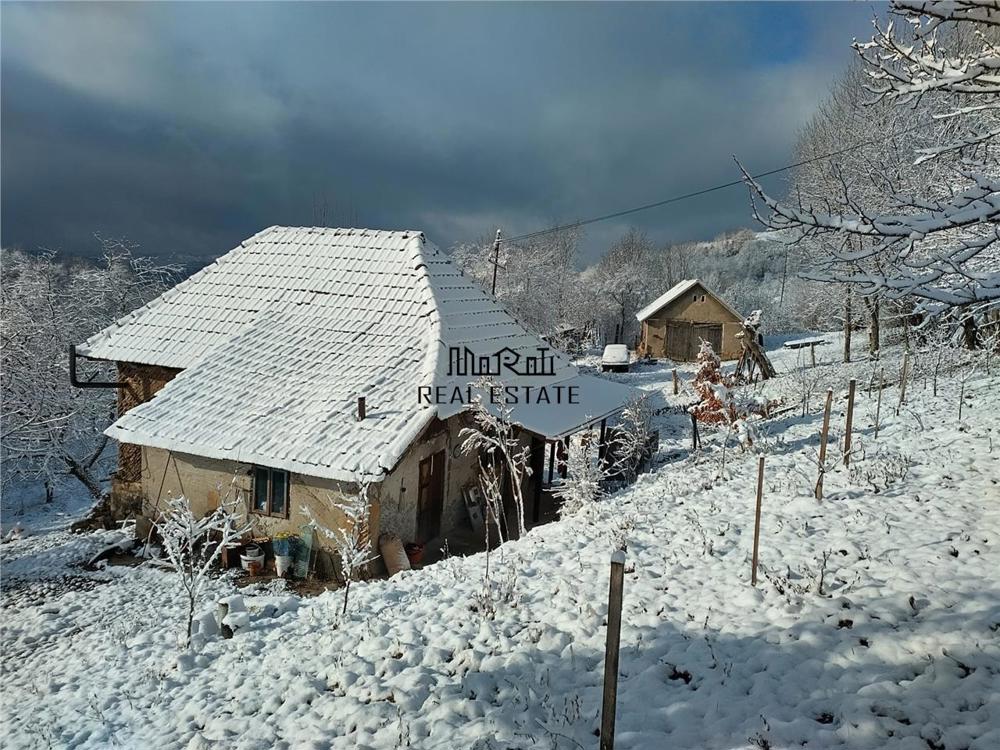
{"left": 595, "top": 228, "right": 658, "bottom": 345}
{"left": 1, "top": 239, "right": 177, "bottom": 500}
{"left": 742, "top": 1, "right": 999, "bottom": 335}
{"left": 451, "top": 226, "right": 586, "bottom": 341}
{"left": 459, "top": 377, "right": 533, "bottom": 540}
{"left": 302, "top": 480, "right": 376, "bottom": 616}
{"left": 152, "top": 495, "right": 250, "bottom": 647}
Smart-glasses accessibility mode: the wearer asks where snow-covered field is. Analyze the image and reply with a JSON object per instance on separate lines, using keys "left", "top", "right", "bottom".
{"left": 2, "top": 336, "right": 998, "bottom": 749}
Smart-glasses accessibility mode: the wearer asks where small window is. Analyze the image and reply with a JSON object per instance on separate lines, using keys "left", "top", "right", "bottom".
{"left": 701, "top": 295, "right": 706, "bottom": 302}
{"left": 253, "top": 466, "right": 289, "bottom": 517}
{"left": 692, "top": 294, "right": 698, "bottom": 302}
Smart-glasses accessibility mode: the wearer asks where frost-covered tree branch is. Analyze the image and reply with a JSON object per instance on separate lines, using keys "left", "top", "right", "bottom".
{"left": 856, "top": 2, "right": 1000, "bottom": 99}
{"left": 152, "top": 495, "right": 250, "bottom": 647}
{"left": 459, "top": 376, "right": 533, "bottom": 539}
{"left": 741, "top": 1, "right": 999, "bottom": 323}
{"left": 742, "top": 163, "right": 999, "bottom": 312}
{"left": 302, "top": 480, "right": 375, "bottom": 616}
{"left": 1, "top": 240, "right": 178, "bottom": 500}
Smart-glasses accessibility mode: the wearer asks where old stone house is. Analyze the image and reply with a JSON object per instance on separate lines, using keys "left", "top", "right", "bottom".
{"left": 77, "top": 226, "right": 636, "bottom": 576}
{"left": 636, "top": 279, "right": 744, "bottom": 361}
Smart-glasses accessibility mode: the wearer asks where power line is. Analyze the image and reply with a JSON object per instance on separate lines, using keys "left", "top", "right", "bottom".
{"left": 502, "top": 120, "right": 933, "bottom": 245}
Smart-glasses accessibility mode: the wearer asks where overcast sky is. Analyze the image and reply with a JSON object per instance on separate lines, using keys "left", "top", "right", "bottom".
{"left": 1, "top": 2, "right": 882, "bottom": 266}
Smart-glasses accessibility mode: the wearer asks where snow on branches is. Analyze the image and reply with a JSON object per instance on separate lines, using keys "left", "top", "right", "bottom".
{"left": 610, "top": 395, "right": 654, "bottom": 483}
{"left": 553, "top": 432, "right": 607, "bottom": 517}
{"left": 691, "top": 340, "right": 737, "bottom": 425}
{"left": 742, "top": 166, "right": 1000, "bottom": 314}
{"left": 459, "top": 377, "right": 533, "bottom": 539}
{"left": 302, "top": 480, "right": 376, "bottom": 616}
{"left": 152, "top": 495, "right": 250, "bottom": 647}
{"left": 741, "top": 0, "right": 999, "bottom": 322}
{"left": 1, "top": 239, "right": 177, "bottom": 499}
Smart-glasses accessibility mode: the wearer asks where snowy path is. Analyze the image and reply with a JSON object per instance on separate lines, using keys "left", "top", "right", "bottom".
{"left": 1, "top": 340, "right": 998, "bottom": 749}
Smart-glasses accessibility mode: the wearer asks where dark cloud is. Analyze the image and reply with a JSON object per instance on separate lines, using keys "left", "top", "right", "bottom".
{"left": 1, "top": 2, "right": 879, "bottom": 265}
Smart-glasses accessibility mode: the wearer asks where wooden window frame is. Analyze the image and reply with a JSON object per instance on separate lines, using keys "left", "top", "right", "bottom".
{"left": 252, "top": 466, "right": 290, "bottom": 518}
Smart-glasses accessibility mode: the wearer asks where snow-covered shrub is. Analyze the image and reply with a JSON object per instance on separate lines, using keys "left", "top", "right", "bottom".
{"left": 610, "top": 395, "right": 654, "bottom": 483}
{"left": 691, "top": 340, "right": 736, "bottom": 425}
{"left": 848, "top": 446, "right": 911, "bottom": 494}
{"left": 302, "top": 480, "right": 375, "bottom": 616}
{"left": 552, "top": 433, "right": 607, "bottom": 517}
{"left": 152, "top": 495, "right": 250, "bottom": 647}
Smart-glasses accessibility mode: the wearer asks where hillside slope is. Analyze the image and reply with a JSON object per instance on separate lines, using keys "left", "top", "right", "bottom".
{"left": 1, "top": 338, "right": 998, "bottom": 749}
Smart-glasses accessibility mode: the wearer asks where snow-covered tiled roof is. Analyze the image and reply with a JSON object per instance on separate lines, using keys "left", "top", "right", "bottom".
{"left": 94, "top": 227, "right": 637, "bottom": 482}
{"left": 635, "top": 278, "right": 742, "bottom": 322}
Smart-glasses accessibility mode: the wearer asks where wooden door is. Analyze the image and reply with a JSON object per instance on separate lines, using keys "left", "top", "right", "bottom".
{"left": 417, "top": 450, "right": 446, "bottom": 542}
{"left": 648, "top": 322, "right": 667, "bottom": 357}
{"left": 694, "top": 324, "right": 723, "bottom": 356}
{"left": 665, "top": 323, "right": 692, "bottom": 361}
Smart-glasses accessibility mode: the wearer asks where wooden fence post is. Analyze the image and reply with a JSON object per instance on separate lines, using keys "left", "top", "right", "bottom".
{"left": 815, "top": 389, "right": 833, "bottom": 500}
{"left": 690, "top": 412, "right": 700, "bottom": 451}
{"left": 874, "top": 369, "right": 884, "bottom": 440}
{"left": 600, "top": 551, "right": 626, "bottom": 750}
{"left": 672, "top": 368, "right": 679, "bottom": 395}
{"left": 751, "top": 456, "right": 765, "bottom": 585}
{"left": 844, "top": 379, "right": 856, "bottom": 467}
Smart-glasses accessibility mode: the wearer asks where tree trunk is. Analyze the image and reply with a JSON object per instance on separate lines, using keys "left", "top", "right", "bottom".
{"left": 187, "top": 592, "right": 196, "bottom": 646}
{"left": 64, "top": 455, "right": 104, "bottom": 499}
{"left": 864, "top": 296, "right": 880, "bottom": 357}
{"left": 843, "top": 288, "right": 852, "bottom": 364}
{"left": 962, "top": 316, "right": 979, "bottom": 350}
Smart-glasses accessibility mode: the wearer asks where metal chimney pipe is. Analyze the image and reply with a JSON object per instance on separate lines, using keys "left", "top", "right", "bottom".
{"left": 357, "top": 396, "right": 366, "bottom": 421}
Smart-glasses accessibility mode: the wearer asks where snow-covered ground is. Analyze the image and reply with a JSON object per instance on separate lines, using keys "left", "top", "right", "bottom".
{"left": 2, "top": 336, "right": 998, "bottom": 749}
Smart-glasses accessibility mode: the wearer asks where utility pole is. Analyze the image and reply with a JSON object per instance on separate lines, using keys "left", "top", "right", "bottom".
{"left": 490, "top": 230, "right": 502, "bottom": 295}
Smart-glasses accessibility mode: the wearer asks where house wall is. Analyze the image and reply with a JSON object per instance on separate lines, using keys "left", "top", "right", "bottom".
{"left": 115, "top": 362, "right": 182, "bottom": 482}
{"left": 135, "top": 447, "right": 370, "bottom": 579}
{"left": 126, "top": 412, "right": 489, "bottom": 578}
{"left": 370, "top": 414, "right": 482, "bottom": 544}
{"left": 640, "top": 284, "right": 742, "bottom": 360}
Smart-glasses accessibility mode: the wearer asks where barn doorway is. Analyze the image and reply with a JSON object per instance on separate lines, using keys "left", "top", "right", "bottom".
{"left": 665, "top": 322, "right": 723, "bottom": 360}
{"left": 694, "top": 323, "right": 723, "bottom": 357}
{"left": 417, "top": 450, "right": 446, "bottom": 542}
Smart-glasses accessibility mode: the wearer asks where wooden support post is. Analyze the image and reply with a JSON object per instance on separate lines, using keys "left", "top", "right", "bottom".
{"left": 897, "top": 351, "right": 909, "bottom": 415}
{"left": 672, "top": 368, "right": 678, "bottom": 395}
{"left": 815, "top": 389, "right": 833, "bottom": 500}
{"left": 751, "top": 456, "right": 764, "bottom": 586}
{"left": 548, "top": 441, "right": 556, "bottom": 484}
{"left": 874, "top": 369, "right": 884, "bottom": 440}
{"left": 559, "top": 437, "right": 569, "bottom": 479}
{"left": 844, "top": 379, "right": 856, "bottom": 466}
{"left": 810, "top": 342, "right": 816, "bottom": 368}
{"left": 530, "top": 436, "right": 544, "bottom": 524}
{"left": 600, "top": 550, "right": 626, "bottom": 750}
